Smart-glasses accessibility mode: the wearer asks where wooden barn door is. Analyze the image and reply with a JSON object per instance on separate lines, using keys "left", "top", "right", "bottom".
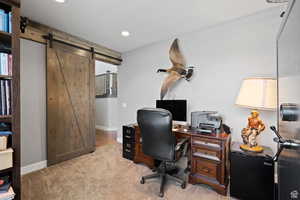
{"left": 47, "top": 41, "right": 95, "bottom": 166}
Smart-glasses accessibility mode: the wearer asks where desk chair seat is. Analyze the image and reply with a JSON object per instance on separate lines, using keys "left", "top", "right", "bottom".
{"left": 137, "top": 108, "right": 188, "bottom": 197}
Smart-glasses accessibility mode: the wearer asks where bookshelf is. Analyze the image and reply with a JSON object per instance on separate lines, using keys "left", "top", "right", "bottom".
{"left": 0, "top": 0, "right": 20, "bottom": 200}
{"left": 0, "top": 115, "right": 11, "bottom": 118}
{"left": 0, "top": 75, "right": 12, "bottom": 79}
{"left": 0, "top": 30, "right": 11, "bottom": 49}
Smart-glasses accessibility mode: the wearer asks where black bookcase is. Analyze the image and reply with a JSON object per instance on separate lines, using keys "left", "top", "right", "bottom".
{"left": 230, "top": 142, "right": 274, "bottom": 200}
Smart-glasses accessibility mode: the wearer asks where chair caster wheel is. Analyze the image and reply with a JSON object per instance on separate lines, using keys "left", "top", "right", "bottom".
{"left": 140, "top": 178, "right": 145, "bottom": 184}
{"left": 181, "top": 181, "right": 186, "bottom": 189}
{"left": 159, "top": 192, "right": 164, "bottom": 198}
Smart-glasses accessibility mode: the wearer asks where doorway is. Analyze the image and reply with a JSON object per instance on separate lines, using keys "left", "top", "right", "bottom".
{"left": 95, "top": 60, "right": 118, "bottom": 147}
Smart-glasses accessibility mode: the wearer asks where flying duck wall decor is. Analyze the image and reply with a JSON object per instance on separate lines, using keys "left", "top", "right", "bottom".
{"left": 157, "top": 38, "right": 194, "bottom": 100}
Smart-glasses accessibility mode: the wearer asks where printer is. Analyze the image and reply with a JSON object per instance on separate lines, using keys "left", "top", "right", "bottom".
{"left": 191, "top": 111, "right": 222, "bottom": 134}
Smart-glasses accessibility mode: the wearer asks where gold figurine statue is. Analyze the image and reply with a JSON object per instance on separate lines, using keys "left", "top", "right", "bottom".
{"left": 240, "top": 110, "right": 265, "bottom": 153}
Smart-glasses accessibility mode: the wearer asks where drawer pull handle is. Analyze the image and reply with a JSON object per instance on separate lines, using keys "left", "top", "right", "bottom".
{"left": 125, "top": 135, "right": 131, "bottom": 138}
{"left": 125, "top": 149, "right": 131, "bottom": 152}
{"left": 193, "top": 141, "right": 220, "bottom": 148}
{"left": 193, "top": 152, "right": 220, "bottom": 162}
{"left": 201, "top": 167, "right": 210, "bottom": 173}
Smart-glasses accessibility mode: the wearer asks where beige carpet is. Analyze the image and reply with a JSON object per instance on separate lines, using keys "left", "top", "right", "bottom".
{"left": 21, "top": 144, "right": 232, "bottom": 200}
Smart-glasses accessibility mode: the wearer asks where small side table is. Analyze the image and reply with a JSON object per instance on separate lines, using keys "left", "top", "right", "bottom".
{"left": 230, "top": 142, "right": 274, "bottom": 200}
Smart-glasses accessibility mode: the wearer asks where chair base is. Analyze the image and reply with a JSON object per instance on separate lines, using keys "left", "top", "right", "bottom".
{"left": 140, "top": 162, "right": 186, "bottom": 197}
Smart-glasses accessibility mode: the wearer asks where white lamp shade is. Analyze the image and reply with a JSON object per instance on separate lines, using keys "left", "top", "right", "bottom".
{"left": 235, "top": 78, "right": 277, "bottom": 110}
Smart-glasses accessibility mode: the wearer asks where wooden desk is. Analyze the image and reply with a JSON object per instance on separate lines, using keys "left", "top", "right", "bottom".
{"left": 133, "top": 125, "right": 231, "bottom": 195}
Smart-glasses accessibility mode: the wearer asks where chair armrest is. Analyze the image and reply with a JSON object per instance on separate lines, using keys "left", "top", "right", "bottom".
{"left": 175, "top": 138, "right": 189, "bottom": 151}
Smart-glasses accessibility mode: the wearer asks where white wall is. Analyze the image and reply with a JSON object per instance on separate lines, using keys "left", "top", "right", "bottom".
{"left": 95, "top": 61, "right": 118, "bottom": 131}
{"left": 20, "top": 39, "right": 46, "bottom": 167}
{"left": 95, "top": 61, "right": 118, "bottom": 74}
{"left": 95, "top": 98, "right": 118, "bottom": 131}
{"left": 118, "top": 7, "right": 284, "bottom": 152}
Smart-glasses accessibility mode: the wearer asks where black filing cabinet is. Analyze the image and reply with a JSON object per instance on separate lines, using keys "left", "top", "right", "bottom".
{"left": 230, "top": 142, "right": 274, "bottom": 200}
{"left": 122, "top": 125, "right": 135, "bottom": 160}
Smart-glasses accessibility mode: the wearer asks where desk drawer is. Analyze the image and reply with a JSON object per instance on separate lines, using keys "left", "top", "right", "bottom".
{"left": 192, "top": 146, "right": 221, "bottom": 162}
{"left": 123, "top": 134, "right": 134, "bottom": 140}
{"left": 123, "top": 126, "right": 135, "bottom": 140}
{"left": 192, "top": 157, "right": 219, "bottom": 179}
{"left": 192, "top": 137, "right": 221, "bottom": 149}
{"left": 123, "top": 147, "right": 134, "bottom": 155}
{"left": 123, "top": 138, "right": 135, "bottom": 160}
{"left": 123, "top": 141, "right": 134, "bottom": 149}
{"left": 123, "top": 148, "right": 134, "bottom": 160}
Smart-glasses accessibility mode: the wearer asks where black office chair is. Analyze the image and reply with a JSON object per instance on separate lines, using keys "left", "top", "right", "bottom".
{"left": 137, "top": 108, "right": 188, "bottom": 197}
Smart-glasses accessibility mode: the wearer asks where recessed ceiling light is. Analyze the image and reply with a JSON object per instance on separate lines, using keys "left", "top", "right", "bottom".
{"left": 54, "top": 0, "right": 66, "bottom": 3}
{"left": 121, "top": 31, "right": 130, "bottom": 37}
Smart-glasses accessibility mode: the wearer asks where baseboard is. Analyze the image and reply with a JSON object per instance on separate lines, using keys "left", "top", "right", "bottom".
{"left": 96, "top": 125, "right": 117, "bottom": 132}
{"left": 21, "top": 160, "right": 47, "bottom": 175}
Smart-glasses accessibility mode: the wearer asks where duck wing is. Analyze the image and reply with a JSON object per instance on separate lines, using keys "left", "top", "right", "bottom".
{"left": 160, "top": 71, "right": 181, "bottom": 100}
{"left": 169, "top": 38, "right": 186, "bottom": 69}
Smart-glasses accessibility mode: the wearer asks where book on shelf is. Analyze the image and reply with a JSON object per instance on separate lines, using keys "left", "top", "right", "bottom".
{"left": 0, "top": 183, "right": 10, "bottom": 195}
{"left": 8, "top": 13, "right": 11, "bottom": 34}
{"left": 0, "top": 123, "right": 10, "bottom": 131}
{"left": 0, "top": 80, "right": 11, "bottom": 116}
{"left": 0, "top": 53, "right": 12, "bottom": 76}
{"left": 0, "top": 176, "right": 14, "bottom": 200}
{"left": 0, "top": 187, "right": 15, "bottom": 200}
{"left": 0, "top": 176, "right": 10, "bottom": 194}
{"left": 0, "top": 131, "right": 11, "bottom": 151}
{"left": 0, "top": 131, "right": 12, "bottom": 136}
{"left": 0, "top": 9, "right": 11, "bottom": 33}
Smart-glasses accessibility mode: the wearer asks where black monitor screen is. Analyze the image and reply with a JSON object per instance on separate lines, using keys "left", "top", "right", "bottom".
{"left": 156, "top": 100, "right": 187, "bottom": 121}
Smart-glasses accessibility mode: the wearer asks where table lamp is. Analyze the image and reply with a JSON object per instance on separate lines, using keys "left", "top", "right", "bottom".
{"left": 235, "top": 78, "right": 277, "bottom": 153}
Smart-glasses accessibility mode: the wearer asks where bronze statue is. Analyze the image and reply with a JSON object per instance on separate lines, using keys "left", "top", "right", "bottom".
{"left": 241, "top": 110, "right": 265, "bottom": 152}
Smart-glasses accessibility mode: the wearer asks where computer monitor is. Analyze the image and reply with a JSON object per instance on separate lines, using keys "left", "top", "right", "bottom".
{"left": 156, "top": 100, "right": 187, "bottom": 122}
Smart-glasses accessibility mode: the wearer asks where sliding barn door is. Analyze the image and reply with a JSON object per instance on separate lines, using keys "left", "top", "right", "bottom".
{"left": 47, "top": 41, "right": 95, "bottom": 166}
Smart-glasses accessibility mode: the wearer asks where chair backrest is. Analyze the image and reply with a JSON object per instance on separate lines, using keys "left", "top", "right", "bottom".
{"left": 137, "top": 108, "right": 176, "bottom": 161}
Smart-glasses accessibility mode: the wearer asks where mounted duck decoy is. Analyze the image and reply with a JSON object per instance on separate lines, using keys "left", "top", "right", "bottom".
{"left": 157, "top": 38, "right": 194, "bottom": 100}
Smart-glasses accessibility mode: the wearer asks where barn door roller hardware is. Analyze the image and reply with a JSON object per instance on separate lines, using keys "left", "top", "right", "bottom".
{"left": 20, "top": 17, "right": 28, "bottom": 33}
{"left": 43, "top": 33, "right": 122, "bottom": 62}
{"left": 46, "top": 33, "right": 54, "bottom": 48}
{"left": 91, "top": 47, "right": 95, "bottom": 59}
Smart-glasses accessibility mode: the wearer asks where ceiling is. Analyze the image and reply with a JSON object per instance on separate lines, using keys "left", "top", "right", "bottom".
{"left": 22, "top": 0, "right": 280, "bottom": 53}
